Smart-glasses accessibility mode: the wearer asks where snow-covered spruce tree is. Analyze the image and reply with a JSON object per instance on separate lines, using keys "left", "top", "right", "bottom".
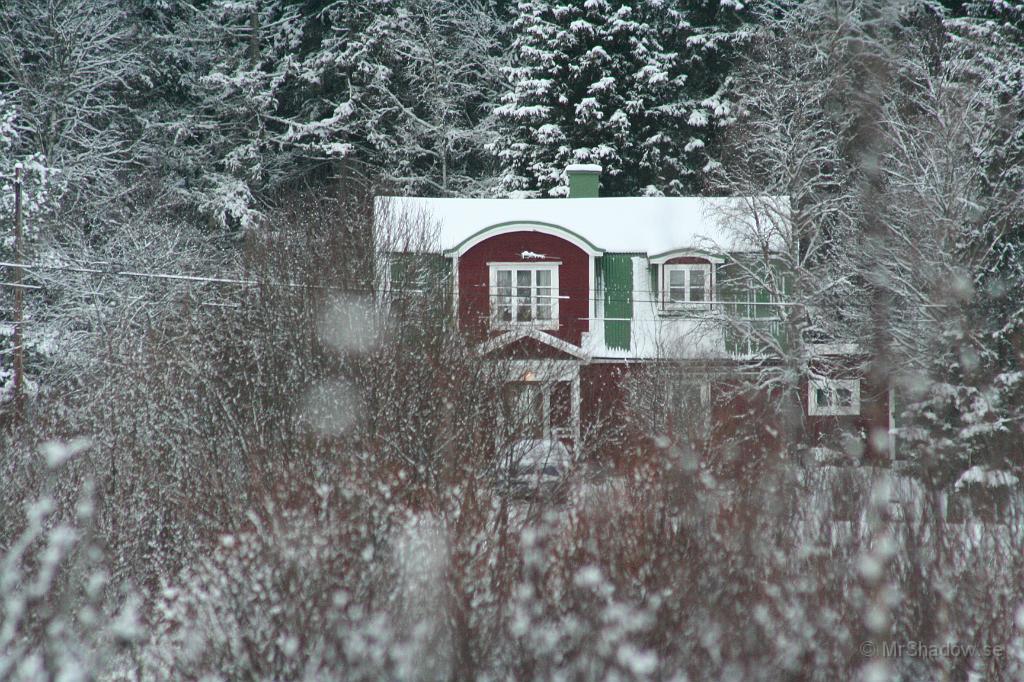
{"left": 289, "top": 0, "right": 507, "bottom": 196}
{"left": 145, "top": 0, "right": 307, "bottom": 231}
{"left": 894, "top": 4, "right": 1024, "bottom": 484}
{"left": 657, "top": 0, "right": 757, "bottom": 180}
{"left": 374, "top": 0, "right": 507, "bottom": 195}
{"left": 494, "top": 0, "right": 710, "bottom": 197}
{"left": 147, "top": 0, "right": 506, "bottom": 224}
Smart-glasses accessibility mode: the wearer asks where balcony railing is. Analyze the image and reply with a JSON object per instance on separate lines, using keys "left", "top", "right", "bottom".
{"left": 716, "top": 301, "right": 788, "bottom": 356}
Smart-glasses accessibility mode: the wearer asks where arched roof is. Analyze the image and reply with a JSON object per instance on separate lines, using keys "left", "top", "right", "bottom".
{"left": 444, "top": 221, "right": 603, "bottom": 257}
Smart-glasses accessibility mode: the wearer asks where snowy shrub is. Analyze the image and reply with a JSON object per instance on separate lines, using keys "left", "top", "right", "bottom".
{"left": 0, "top": 440, "right": 142, "bottom": 681}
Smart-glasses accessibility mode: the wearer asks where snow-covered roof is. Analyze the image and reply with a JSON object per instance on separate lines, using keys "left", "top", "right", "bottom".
{"left": 376, "top": 195, "right": 789, "bottom": 256}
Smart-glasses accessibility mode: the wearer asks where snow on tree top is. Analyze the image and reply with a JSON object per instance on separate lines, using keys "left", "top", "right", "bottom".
{"left": 955, "top": 466, "right": 1020, "bottom": 490}
{"left": 376, "top": 195, "right": 788, "bottom": 255}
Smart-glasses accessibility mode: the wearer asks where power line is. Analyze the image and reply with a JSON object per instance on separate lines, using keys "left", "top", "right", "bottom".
{"left": 0, "top": 261, "right": 429, "bottom": 295}
{"left": 0, "top": 260, "right": 322, "bottom": 290}
{"left": 0, "top": 261, "right": 952, "bottom": 312}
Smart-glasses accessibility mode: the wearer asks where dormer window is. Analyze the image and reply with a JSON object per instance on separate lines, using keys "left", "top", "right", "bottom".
{"left": 489, "top": 263, "right": 559, "bottom": 330}
{"left": 662, "top": 263, "right": 711, "bottom": 311}
{"left": 649, "top": 252, "right": 722, "bottom": 315}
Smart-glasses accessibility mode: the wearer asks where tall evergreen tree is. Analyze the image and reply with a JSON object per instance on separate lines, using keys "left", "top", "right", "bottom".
{"left": 660, "top": 0, "right": 756, "bottom": 180}
{"left": 307, "top": 0, "right": 506, "bottom": 196}
{"left": 147, "top": 0, "right": 308, "bottom": 230}
{"left": 493, "top": 0, "right": 752, "bottom": 197}
{"left": 901, "top": 0, "right": 1024, "bottom": 478}
{"left": 145, "top": 0, "right": 506, "bottom": 227}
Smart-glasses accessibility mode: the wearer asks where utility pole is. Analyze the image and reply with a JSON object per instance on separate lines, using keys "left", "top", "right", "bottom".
{"left": 12, "top": 163, "right": 24, "bottom": 418}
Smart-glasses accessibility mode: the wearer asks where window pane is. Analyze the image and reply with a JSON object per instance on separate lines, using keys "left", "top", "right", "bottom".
{"left": 517, "top": 270, "right": 531, "bottom": 287}
{"left": 517, "top": 282, "right": 532, "bottom": 318}
{"left": 536, "top": 304, "right": 552, "bottom": 320}
{"left": 836, "top": 387, "right": 853, "bottom": 407}
{"left": 669, "top": 270, "right": 686, "bottom": 286}
{"left": 690, "top": 269, "right": 706, "bottom": 302}
{"left": 669, "top": 286, "right": 686, "bottom": 303}
{"left": 816, "top": 388, "right": 832, "bottom": 407}
{"left": 536, "top": 270, "right": 551, "bottom": 286}
{"left": 495, "top": 270, "right": 512, "bottom": 321}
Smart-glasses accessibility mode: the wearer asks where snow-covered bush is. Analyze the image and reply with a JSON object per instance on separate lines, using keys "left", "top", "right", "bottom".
{"left": 0, "top": 439, "right": 142, "bottom": 681}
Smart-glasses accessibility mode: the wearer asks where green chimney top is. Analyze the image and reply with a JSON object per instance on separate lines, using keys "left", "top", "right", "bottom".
{"left": 566, "top": 164, "right": 601, "bottom": 198}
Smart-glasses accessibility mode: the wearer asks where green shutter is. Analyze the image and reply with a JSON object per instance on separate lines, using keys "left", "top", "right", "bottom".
{"left": 602, "top": 254, "right": 633, "bottom": 351}
{"left": 389, "top": 253, "right": 450, "bottom": 290}
{"left": 388, "top": 253, "right": 452, "bottom": 319}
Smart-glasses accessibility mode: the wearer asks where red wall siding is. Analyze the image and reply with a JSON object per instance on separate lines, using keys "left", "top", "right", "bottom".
{"left": 579, "top": 363, "right": 891, "bottom": 465}
{"left": 580, "top": 362, "right": 630, "bottom": 431}
{"left": 458, "top": 231, "right": 590, "bottom": 345}
{"left": 580, "top": 362, "right": 651, "bottom": 461}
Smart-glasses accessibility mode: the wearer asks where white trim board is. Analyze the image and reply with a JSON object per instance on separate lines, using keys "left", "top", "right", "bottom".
{"left": 479, "top": 328, "right": 591, "bottom": 361}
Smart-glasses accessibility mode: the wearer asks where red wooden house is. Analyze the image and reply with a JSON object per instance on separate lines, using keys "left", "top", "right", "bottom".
{"left": 378, "top": 165, "right": 892, "bottom": 463}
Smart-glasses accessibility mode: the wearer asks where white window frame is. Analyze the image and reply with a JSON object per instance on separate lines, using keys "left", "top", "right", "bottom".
{"left": 661, "top": 263, "right": 712, "bottom": 312}
{"left": 808, "top": 378, "right": 860, "bottom": 416}
{"left": 488, "top": 263, "right": 559, "bottom": 330}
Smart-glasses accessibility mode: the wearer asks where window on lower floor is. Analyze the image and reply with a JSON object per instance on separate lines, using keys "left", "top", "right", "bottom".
{"left": 490, "top": 264, "right": 559, "bottom": 329}
{"left": 808, "top": 378, "right": 860, "bottom": 416}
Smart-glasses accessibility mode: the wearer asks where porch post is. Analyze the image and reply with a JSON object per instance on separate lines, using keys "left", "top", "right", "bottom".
{"left": 572, "top": 364, "right": 581, "bottom": 446}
